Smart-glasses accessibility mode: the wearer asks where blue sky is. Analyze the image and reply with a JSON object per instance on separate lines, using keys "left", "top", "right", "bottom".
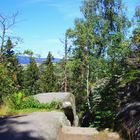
{"left": 0, "top": 0, "right": 139, "bottom": 58}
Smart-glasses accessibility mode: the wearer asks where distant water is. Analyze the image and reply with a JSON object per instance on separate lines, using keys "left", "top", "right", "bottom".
{"left": 17, "top": 56, "right": 61, "bottom": 64}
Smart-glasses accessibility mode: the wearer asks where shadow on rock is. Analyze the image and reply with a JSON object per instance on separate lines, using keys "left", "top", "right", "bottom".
{"left": 0, "top": 115, "right": 43, "bottom": 140}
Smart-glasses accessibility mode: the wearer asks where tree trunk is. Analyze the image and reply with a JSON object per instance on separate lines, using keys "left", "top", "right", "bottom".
{"left": 64, "top": 33, "right": 68, "bottom": 92}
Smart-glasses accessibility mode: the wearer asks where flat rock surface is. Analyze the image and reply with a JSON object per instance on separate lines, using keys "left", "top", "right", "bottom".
{"left": 34, "top": 92, "right": 73, "bottom": 103}
{"left": 34, "top": 92, "right": 78, "bottom": 126}
{"left": 58, "top": 126, "right": 121, "bottom": 140}
{"left": 58, "top": 126, "right": 99, "bottom": 140}
{"left": 0, "top": 111, "right": 70, "bottom": 140}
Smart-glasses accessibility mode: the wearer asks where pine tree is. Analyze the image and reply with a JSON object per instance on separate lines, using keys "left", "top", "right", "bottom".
{"left": 40, "top": 52, "right": 57, "bottom": 92}
{"left": 0, "top": 63, "right": 14, "bottom": 103}
{"left": 3, "top": 37, "right": 21, "bottom": 92}
{"left": 23, "top": 54, "right": 40, "bottom": 95}
{"left": 0, "top": 38, "right": 22, "bottom": 102}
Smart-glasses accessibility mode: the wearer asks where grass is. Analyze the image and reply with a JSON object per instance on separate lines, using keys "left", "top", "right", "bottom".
{"left": 0, "top": 92, "right": 62, "bottom": 117}
{"left": 120, "top": 69, "right": 140, "bottom": 85}
{"left": 0, "top": 104, "right": 61, "bottom": 117}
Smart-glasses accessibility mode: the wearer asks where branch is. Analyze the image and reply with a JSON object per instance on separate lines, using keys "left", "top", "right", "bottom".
{"left": 0, "top": 11, "right": 19, "bottom": 52}
{"left": 6, "top": 11, "right": 19, "bottom": 30}
{"left": 59, "top": 38, "right": 64, "bottom": 44}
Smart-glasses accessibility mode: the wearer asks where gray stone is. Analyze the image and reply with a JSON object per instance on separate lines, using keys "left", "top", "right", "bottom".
{"left": 34, "top": 92, "right": 78, "bottom": 126}
{"left": 0, "top": 111, "right": 70, "bottom": 140}
{"left": 58, "top": 126, "right": 122, "bottom": 140}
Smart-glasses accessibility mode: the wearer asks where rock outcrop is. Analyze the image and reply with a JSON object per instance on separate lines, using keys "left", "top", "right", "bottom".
{"left": 34, "top": 92, "right": 79, "bottom": 126}
{"left": 0, "top": 92, "right": 123, "bottom": 140}
{"left": 0, "top": 112, "right": 70, "bottom": 140}
{"left": 116, "top": 77, "right": 140, "bottom": 140}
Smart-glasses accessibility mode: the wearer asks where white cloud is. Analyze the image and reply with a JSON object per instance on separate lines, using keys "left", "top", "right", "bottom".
{"left": 18, "top": 37, "right": 64, "bottom": 58}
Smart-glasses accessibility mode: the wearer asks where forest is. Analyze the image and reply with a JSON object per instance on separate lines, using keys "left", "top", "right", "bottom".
{"left": 0, "top": 0, "right": 140, "bottom": 139}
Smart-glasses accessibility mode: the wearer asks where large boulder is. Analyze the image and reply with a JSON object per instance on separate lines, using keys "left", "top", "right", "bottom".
{"left": 0, "top": 112, "right": 70, "bottom": 140}
{"left": 34, "top": 92, "right": 78, "bottom": 126}
{"left": 116, "top": 77, "right": 140, "bottom": 139}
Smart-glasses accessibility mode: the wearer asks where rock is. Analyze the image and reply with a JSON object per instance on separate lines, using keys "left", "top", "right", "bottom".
{"left": 116, "top": 78, "right": 140, "bottom": 139}
{"left": 58, "top": 126, "right": 99, "bottom": 140}
{"left": 0, "top": 112, "right": 70, "bottom": 140}
{"left": 62, "top": 101, "right": 74, "bottom": 125}
{"left": 58, "top": 126, "right": 122, "bottom": 140}
{"left": 34, "top": 92, "right": 78, "bottom": 126}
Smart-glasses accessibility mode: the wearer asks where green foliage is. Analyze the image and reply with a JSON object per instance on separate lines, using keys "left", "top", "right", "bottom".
{"left": 0, "top": 2, "right": 139, "bottom": 139}
{"left": 21, "top": 97, "right": 60, "bottom": 110}
{"left": 6, "top": 92, "right": 25, "bottom": 109}
{"left": 23, "top": 57, "right": 40, "bottom": 95}
{"left": 120, "top": 69, "right": 140, "bottom": 85}
{"left": 3, "top": 38, "right": 21, "bottom": 91}
{"left": 23, "top": 49, "right": 34, "bottom": 57}
{"left": 0, "top": 38, "right": 22, "bottom": 103}
{"left": 66, "top": 0, "right": 131, "bottom": 130}
{"left": 6, "top": 92, "right": 61, "bottom": 110}
{"left": 0, "top": 63, "right": 14, "bottom": 102}
{"left": 39, "top": 52, "right": 58, "bottom": 92}
{"left": 132, "top": 6, "right": 140, "bottom": 49}
{"left": 91, "top": 77, "right": 119, "bottom": 129}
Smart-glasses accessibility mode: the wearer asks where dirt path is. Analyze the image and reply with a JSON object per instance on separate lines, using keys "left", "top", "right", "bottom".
{"left": 58, "top": 126, "right": 99, "bottom": 140}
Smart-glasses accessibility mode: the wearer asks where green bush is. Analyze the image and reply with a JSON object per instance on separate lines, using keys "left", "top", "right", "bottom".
{"left": 20, "top": 97, "right": 61, "bottom": 110}
{"left": 7, "top": 92, "right": 61, "bottom": 110}
{"left": 20, "top": 96, "right": 40, "bottom": 109}
{"left": 7, "top": 92, "right": 25, "bottom": 109}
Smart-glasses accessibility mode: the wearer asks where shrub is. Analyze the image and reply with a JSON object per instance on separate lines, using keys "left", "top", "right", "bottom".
{"left": 7, "top": 92, "right": 25, "bottom": 109}
{"left": 7, "top": 92, "right": 61, "bottom": 110}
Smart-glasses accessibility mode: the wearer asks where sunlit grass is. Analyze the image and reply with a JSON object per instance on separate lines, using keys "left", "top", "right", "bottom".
{"left": 0, "top": 105, "right": 9, "bottom": 116}
{"left": 0, "top": 105, "right": 60, "bottom": 116}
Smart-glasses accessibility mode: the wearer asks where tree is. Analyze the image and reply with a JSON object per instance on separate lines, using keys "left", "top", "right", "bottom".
{"left": 59, "top": 32, "right": 70, "bottom": 92}
{"left": 23, "top": 50, "right": 40, "bottom": 95}
{"left": 114, "top": 7, "right": 140, "bottom": 139}
{"left": 132, "top": 6, "right": 140, "bottom": 50}
{"left": 67, "top": 20, "right": 90, "bottom": 113}
{"left": 66, "top": 0, "right": 131, "bottom": 128}
{"left": 0, "top": 63, "right": 14, "bottom": 103}
{"left": 4, "top": 38, "right": 21, "bottom": 91}
{"left": 40, "top": 52, "right": 57, "bottom": 92}
{"left": 0, "top": 38, "right": 22, "bottom": 102}
{"left": 0, "top": 12, "right": 19, "bottom": 62}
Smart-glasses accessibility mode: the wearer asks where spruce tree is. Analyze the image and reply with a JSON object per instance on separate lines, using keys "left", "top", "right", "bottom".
{"left": 3, "top": 37, "right": 21, "bottom": 92}
{"left": 23, "top": 53, "right": 39, "bottom": 95}
{"left": 0, "top": 63, "right": 14, "bottom": 103}
{"left": 40, "top": 52, "right": 57, "bottom": 92}
{"left": 0, "top": 38, "right": 23, "bottom": 102}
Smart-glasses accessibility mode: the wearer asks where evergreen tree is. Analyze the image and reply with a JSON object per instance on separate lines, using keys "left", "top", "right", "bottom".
{"left": 40, "top": 52, "right": 57, "bottom": 92}
{"left": 0, "top": 63, "right": 14, "bottom": 103}
{"left": 0, "top": 38, "right": 22, "bottom": 102}
{"left": 3, "top": 38, "right": 21, "bottom": 92}
{"left": 23, "top": 52, "right": 39, "bottom": 95}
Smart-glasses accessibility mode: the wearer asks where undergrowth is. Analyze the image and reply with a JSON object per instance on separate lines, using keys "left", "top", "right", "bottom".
{"left": 0, "top": 92, "right": 61, "bottom": 116}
